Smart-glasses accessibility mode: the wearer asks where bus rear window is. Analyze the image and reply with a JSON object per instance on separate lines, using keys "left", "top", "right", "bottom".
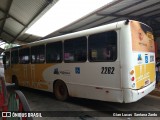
{"left": 88, "top": 31, "right": 117, "bottom": 62}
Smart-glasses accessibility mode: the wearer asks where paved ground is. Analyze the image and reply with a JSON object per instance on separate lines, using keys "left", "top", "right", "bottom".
{"left": 21, "top": 88, "right": 160, "bottom": 120}
{"left": 150, "top": 82, "right": 160, "bottom": 97}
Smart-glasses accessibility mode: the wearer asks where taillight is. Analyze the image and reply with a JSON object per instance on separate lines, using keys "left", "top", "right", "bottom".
{"left": 130, "top": 69, "right": 136, "bottom": 88}
{"left": 131, "top": 77, "right": 135, "bottom": 81}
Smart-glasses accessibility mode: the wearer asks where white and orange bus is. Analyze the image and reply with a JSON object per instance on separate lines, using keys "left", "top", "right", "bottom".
{"left": 3, "top": 20, "right": 155, "bottom": 103}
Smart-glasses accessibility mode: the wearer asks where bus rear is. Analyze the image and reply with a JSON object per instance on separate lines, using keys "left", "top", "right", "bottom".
{"left": 123, "top": 20, "right": 156, "bottom": 103}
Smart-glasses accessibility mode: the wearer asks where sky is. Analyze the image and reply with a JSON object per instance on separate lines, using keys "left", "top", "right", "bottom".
{"left": 25, "top": 0, "right": 114, "bottom": 37}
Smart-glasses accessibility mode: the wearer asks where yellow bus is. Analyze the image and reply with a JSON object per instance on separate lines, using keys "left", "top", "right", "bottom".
{"left": 3, "top": 20, "right": 155, "bottom": 103}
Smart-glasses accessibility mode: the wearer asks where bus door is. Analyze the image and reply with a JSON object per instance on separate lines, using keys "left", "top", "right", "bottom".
{"left": 30, "top": 45, "right": 46, "bottom": 89}
{"left": 23, "top": 64, "right": 29, "bottom": 87}
{"left": 19, "top": 48, "right": 30, "bottom": 87}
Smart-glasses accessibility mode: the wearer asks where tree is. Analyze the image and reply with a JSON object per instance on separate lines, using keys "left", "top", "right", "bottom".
{"left": 4, "top": 43, "right": 18, "bottom": 50}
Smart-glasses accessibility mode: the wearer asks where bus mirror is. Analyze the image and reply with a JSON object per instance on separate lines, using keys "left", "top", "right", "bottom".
{"left": 2, "top": 55, "right": 6, "bottom": 64}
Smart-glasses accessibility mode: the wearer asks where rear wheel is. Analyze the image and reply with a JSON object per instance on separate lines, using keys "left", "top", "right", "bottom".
{"left": 54, "top": 80, "right": 69, "bottom": 101}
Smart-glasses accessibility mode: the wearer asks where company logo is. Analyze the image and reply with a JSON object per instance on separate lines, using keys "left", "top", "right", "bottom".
{"left": 53, "top": 68, "right": 70, "bottom": 75}
{"left": 2, "top": 112, "right": 42, "bottom": 118}
{"left": 138, "top": 54, "right": 142, "bottom": 61}
{"left": 2, "top": 112, "right": 11, "bottom": 117}
{"left": 150, "top": 55, "right": 154, "bottom": 62}
{"left": 137, "top": 54, "right": 143, "bottom": 64}
{"left": 54, "top": 68, "right": 59, "bottom": 74}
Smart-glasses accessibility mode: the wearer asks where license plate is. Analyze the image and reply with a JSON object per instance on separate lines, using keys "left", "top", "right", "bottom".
{"left": 145, "top": 80, "right": 149, "bottom": 86}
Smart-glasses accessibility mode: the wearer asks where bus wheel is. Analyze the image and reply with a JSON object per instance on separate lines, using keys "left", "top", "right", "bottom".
{"left": 54, "top": 80, "right": 69, "bottom": 101}
{"left": 12, "top": 76, "right": 19, "bottom": 89}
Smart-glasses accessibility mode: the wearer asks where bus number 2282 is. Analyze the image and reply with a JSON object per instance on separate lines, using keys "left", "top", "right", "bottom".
{"left": 101, "top": 67, "right": 115, "bottom": 74}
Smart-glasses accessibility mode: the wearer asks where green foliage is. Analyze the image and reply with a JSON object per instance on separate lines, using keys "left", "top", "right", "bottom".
{"left": 4, "top": 43, "right": 18, "bottom": 50}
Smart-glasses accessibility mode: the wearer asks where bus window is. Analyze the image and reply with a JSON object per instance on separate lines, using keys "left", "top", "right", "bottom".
{"left": 46, "top": 41, "right": 62, "bottom": 63}
{"left": 19, "top": 48, "right": 30, "bottom": 64}
{"left": 88, "top": 31, "right": 117, "bottom": 62}
{"left": 64, "top": 37, "right": 87, "bottom": 62}
{"left": 11, "top": 50, "right": 18, "bottom": 64}
{"left": 31, "top": 45, "right": 45, "bottom": 64}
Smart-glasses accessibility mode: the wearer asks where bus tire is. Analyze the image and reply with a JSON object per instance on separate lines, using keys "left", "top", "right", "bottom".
{"left": 12, "top": 75, "right": 19, "bottom": 89}
{"left": 54, "top": 80, "right": 69, "bottom": 101}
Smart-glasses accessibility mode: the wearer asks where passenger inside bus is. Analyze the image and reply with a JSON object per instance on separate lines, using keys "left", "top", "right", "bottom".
{"left": 103, "top": 47, "right": 111, "bottom": 60}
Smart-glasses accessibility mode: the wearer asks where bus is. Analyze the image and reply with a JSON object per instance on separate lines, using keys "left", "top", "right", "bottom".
{"left": 2, "top": 20, "right": 155, "bottom": 103}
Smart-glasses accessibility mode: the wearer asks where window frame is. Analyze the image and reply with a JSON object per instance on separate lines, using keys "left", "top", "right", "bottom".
{"left": 19, "top": 48, "right": 30, "bottom": 64}
{"left": 3, "top": 51, "right": 10, "bottom": 69}
{"left": 11, "top": 49, "right": 19, "bottom": 64}
{"left": 31, "top": 45, "right": 45, "bottom": 64}
{"left": 64, "top": 36, "right": 87, "bottom": 63}
{"left": 46, "top": 41, "right": 63, "bottom": 63}
{"left": 88, "top": 31, "right": 117, "bottom": 62}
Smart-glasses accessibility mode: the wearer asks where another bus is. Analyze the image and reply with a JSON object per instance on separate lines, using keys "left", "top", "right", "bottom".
{"left": 3, "top": 20, "right": 155, "bottom": 103}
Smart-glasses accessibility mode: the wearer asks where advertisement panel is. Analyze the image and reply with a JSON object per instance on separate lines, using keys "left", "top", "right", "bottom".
{"left": 130, "top": 21, "right": 155, "bottom": 89}
{"left": 131, "top": 21, "right": 155, "bottom": 52}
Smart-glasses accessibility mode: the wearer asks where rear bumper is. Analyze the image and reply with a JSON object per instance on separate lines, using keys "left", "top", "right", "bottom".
{"left": 123, "top": 81, "right": 156, "bottom": 103}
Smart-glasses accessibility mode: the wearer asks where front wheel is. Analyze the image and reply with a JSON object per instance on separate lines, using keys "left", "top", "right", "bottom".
{"left": 54, "top": 80, "right": 69, "bottom": 101}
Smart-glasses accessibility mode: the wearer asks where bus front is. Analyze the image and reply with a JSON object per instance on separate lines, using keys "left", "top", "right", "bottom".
{"left": 124, "top": 20, "right": 156, "bottom": 103}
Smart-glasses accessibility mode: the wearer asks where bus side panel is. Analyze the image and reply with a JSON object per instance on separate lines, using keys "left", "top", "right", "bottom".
{"left": 43, "top": 61, "right": 123, "bottom": 103}
{"left": 4, "top": 67, "right": 12, "bottom": 83}
{"left": 11, "top": 64, "right": 25, "bottom": 86}
{"left": 117, "top": 21, "right": 135, "bottom": 102}
{"left": 118, "top": 22, "right": 132, "bottom": 89}
{"left": 67, "top": 83, "right": 123, "bottom": 103}
{"left": 29, "top": 64, "right": 54, "bottom": 91}
{"left": 10, "top": 63, "right": 53, "bottom": 91}
{"left": 11, "top": 64, "right": 32, "bottom": 87}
